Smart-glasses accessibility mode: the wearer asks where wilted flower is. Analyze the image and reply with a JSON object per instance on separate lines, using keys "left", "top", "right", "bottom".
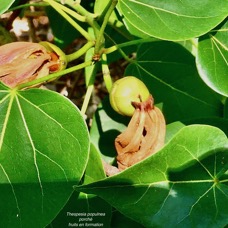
{"left": 115, "top": 95, "right": 166, "bottom": 171}
{"left": 0, "top": 41, "right": 66, "bottom": 88}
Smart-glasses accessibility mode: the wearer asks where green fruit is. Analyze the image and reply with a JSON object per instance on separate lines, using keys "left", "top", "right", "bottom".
{"left": 110, "top": 76, "right": 150, "bottom": 116}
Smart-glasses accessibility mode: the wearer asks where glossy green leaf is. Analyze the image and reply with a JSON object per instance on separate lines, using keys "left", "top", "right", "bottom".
{"left": 111, "top": 210, "right": 144, "bottom": 228}
{"left": 48, "top": 144, "right": 111, "bottom": 227}
{"left": 118, "top": 0, "right": 228, "bottom": 40}
{"left": 184, "top": 117, "right": 228, "bottom": 137}
{"left": 0, "top": 0, "right": 15, "bottom": 14}
{"left": 72, "top": 144, "right": 112, "bottom": 227}
{"left": 94, "top": 0, "right": 110, "bottom": 15}
{"left": 0, "top": 84, "right": 90, "bottom": 227}
{"left": 76, "top": 125, "right": 228, "bottom": 228}
{"left": 90, "top": 97, "right": 130, "bottom": 163}
{"left": 125, "top": 41, "right": 223, "bottom": 123}
{"left": 196, "top": 19, "right": 228, "bottom": 97}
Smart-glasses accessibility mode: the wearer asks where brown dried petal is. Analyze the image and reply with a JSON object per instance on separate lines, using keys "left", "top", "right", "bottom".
{"left": 0, "top": 42, "right": 47, "bottom": 65}
{"left": 0, "top": 55, "right": 50, "bottom": 87}
{"left": 0, "top": 42, "right": 60, "bottom": 88}
{"left": 115, "top": 95, "right": 166, "bottom": 171}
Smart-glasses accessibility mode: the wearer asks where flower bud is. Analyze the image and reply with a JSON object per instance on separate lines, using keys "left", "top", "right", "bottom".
{"left": 110, "top": 76, "right": 150, "bottom": 116}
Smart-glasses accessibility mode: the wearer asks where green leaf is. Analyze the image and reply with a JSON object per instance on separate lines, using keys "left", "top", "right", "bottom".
{"left": 76, "top": 125, "right": 228, "bottom": 228}
{"left": 125, "top": 41, "right": 223, "bottom": 123}
{"left": 196, "top": 19, "right": 228, "bottom": 97}
{"left": 0, "top": 84, "right": 90, "bottom": 227}
{"left": 0, "top": 0, "right": 15, "bottom": 14}
{"left": 45, "top": 6, "right": 82, "bottom": 49}
{"left": 48, "top": 144, "right": 112, "bottom": 227}
{"left": 90, "top": 97, "right": 129, "bottom": 163}
{"left": 94, "top": 0, "right": 110, "bottom": 15}
{"left": 72, "top": 144, "right": 112, "bottom": 227}
{"left": 118, "top": 0, "right": 228, "bottom": 40}
{"left": 184, "top": 117, "right": 228, "bottom": 136}
{"left": 111, "top": 210, "right": 144, "bottom": 228}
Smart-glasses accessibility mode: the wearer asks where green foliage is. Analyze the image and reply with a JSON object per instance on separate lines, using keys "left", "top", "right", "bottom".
{"left": 0, "top": 0, "right": 15, "bottom": 14}
{"left": 125, "top": 41, "right": 223, "bottom": 123}
{"left": 0, "top": 83, "right": 89, "bottom": 227}
{"left": 196, "top": 19, "right": 228, "bottom": 97}
{"left": 117, "top": 0, "right": 228, "bottom": 40}
{"left": 77, "top": 125, "right": 228, "bottom": 227}
{"left": 0, "top": 0, "right": 227, "bottom": 227}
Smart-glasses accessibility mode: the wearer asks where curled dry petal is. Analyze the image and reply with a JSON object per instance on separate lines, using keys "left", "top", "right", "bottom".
{"left": 0, "top": 42, "right": 66, "bottom": 88}
{"left": 115, "top": 95, "right": 166, "bottom": 171}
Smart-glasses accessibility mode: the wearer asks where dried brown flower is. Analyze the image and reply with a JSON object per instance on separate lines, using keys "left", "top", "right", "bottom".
{"left": 0, "top": 42, "right": 65, "bottom": 88}
{"left": 115, "top": 95, "right": 166, "bottom": 171}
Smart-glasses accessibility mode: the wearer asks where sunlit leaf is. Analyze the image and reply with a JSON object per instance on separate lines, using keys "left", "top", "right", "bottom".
{"left": 0, "top": 84, "right": 90, "bottom": 227}
{"left": 76, "top": 125, "right": 228, "bottom": 228}
{"left": 196, "top": 19, "right": 228, "bottom": 97}
{"left": 118, "top": 0, "right": 228, "bottom": 40}
{"left": 0, "top": 0, "right": 15, "bottom": 14}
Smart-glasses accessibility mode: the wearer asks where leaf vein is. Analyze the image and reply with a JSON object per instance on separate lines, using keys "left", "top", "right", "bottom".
{"left": 0, "top": 93, "right": 14, "bottom": 151}
{"left": 128, "top": 0, "right": 219, "bottom": 19}
{"left": 16, "top": 96, "right": 44, "bottom": 211}
{"left": 0, "top": 164, "right": 22, "bottom": 224}
{"left": 17, "top": 94, "right": 81, "bottom": 149}
{"left": 36, "top": 149, "right": 68, "bottom": 181}
{"left": 136, "top": 63, "right": 217, "bottom": 108}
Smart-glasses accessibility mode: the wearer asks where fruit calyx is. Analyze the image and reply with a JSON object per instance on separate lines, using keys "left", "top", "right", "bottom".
{"left": 115, "top": 95, "right": 166, "bottom": 171}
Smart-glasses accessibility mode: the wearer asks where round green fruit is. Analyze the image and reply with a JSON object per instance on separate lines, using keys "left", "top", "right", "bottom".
{"left": 109, "top": 76, "right": 150, "bottom": 116}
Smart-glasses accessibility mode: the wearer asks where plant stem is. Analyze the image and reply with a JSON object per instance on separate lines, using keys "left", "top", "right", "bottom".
{"left": 104, "top": 37, "right": 158, "bottom": 54}
{"left": 62, "top": 0, "right": 101, "bottom": 39}
{"left": 80, "top": 84, "right": 94, "bottom": 116}
{"left": 7, "top": 2, "right": 49, "bottom": 12}
{"left": 44, "top": 0, "right": 92, "bottom": 41}
{"left": 47, "top": 0, "right": 87, "bottom": 22}
{"left": 66, "top": 41, "right": 95, "bottom": 62}
{"left": 63, "top": 0, "right": 97, "bottom": 19}
{"left": 16, "top": 60, "right": 93, "bottom": 90}
{"left": 98, "top": 0, "right": 113, "bottom": 22}
{"left": 101, "top": 54, "right": 113, "bottom": 93}
{"left": 94, "top": 0, "right": 118, "bottom": 56}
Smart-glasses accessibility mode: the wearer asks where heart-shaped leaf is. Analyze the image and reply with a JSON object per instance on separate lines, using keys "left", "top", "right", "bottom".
{"left": 196, "top": 19, "right": 228, "bottom": 97}
{"left": 76, "top": 125, "right": 228, "bottom": 228}
{"left": 117, "top": 0, "right": 228, "bottom": 40}
{"left": 0, "top": 84, "right": 90, "bottom": 227}
{"left": 125, "top": 41, "right": 223, "bottom": 123}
